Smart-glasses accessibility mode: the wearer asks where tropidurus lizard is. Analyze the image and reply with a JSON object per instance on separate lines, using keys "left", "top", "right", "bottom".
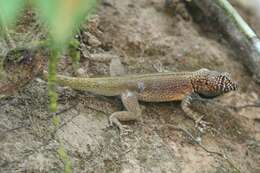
{"left": 0, "top": 46, "right": 238, "bottom": 132}
{"left": 43, "top": 68, "right": 238, "bottom": 131}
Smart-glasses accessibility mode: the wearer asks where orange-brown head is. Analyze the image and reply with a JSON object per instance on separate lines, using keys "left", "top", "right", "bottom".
{"left": 191, "top": 68, "right": 238, "bottom": 98}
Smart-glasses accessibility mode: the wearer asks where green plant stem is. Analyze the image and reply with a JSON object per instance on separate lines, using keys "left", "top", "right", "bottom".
{"left": 48, "top": 46, "right": 60, "bottom": 112}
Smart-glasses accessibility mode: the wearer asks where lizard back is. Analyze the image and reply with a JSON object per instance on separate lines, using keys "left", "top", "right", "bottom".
{"left": 54, "top": 72, "right": 194, "bottom": 101}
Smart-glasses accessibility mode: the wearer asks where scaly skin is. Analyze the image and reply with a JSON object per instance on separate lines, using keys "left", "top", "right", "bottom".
{"left": 43, "top": 68, "right": 238, "bottom": 131}
{"left": 1, "top": 46, "right": 238, "bottom": 132}
{"left": 0, "top": 47, "right": 238, "bottom": 130}
{"left": 43, "top": 69, "right": 237, "bottom": 100}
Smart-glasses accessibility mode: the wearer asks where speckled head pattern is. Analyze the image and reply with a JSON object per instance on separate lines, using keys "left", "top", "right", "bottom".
{"left": 191, "top": 68, "right": 238, "bottom": 98}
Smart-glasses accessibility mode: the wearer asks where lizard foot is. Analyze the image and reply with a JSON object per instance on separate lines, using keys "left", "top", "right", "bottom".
{"left": 195, "top": 116, "right": 212, "bottom": 129}
{"left": 118, "top": 125, "right": 134, "bottom": 135}
{"left": 108, "top": 122, "right": 133, "bottom": 135}
{"left": 109, "top": 113, "right": 134, "bottom": 134}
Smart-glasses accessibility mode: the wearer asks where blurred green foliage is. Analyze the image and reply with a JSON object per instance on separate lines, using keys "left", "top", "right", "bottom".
{"left": 0, "top": 0, "right": 97, "bottom": 45}
{"left": 0, "top": 0, "right": 25, "bottom": 26}
{"left": 57, "top": 146, "right": 73, "bottom": 173}
{"left": 0, "top": 0, "right": 97, "bottom": 112}
{"left": 34, "top": 0, "right": 97, "bottom": 46}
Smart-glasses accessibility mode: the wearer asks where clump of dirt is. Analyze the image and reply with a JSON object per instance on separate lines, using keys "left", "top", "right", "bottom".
{"left": 0, "top": 0, "right": 260, "bottom": 172}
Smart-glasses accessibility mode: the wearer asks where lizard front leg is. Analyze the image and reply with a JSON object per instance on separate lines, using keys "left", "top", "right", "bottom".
{"left": 109, "top": 90, "right": 141, "bottom": 132}
{"left": 181, "top": 92, "right": 211, "bottom": 127}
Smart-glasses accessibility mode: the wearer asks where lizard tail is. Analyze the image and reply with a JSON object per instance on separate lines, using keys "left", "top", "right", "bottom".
{"left": 42, "top": 71, "right": 96, "bottom": 90}
{"left": 42, "top": 71, "right": 116, "bottom": 95}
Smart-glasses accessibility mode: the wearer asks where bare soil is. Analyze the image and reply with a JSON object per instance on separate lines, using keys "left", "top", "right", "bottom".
{"left": 0, "top": 0, "right": 260, "bottom": 172}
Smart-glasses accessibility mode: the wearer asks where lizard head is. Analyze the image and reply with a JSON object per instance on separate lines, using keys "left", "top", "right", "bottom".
{"left": 192, "top": 68, "right": 238, "bottom": 98}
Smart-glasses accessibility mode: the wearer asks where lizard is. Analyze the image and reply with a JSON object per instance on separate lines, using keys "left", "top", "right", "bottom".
{"left": 0, "top": 46, "right": 238, "bottom": 131}
{"left": 42, "top": 68, "right": 238, "bottom": 131}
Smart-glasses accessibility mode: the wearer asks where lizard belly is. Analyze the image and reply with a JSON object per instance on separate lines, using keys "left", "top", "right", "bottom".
{"left": 138, "top": 92, "right": 186, "bottom": 102}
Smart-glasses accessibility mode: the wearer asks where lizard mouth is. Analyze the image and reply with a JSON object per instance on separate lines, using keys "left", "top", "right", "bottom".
{"left": 223, "top": 81, "right": 238, "bottom": 92}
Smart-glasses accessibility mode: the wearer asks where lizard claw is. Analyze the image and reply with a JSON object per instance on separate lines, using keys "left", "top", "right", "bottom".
{"left": 118, "top": 125, "right": 133, "bottom": 135}
{"left": 195, "top": 116, "right": 212, "bottom": 129}
{"left": 109, "top": 117, "right": 133, "bottom": 134}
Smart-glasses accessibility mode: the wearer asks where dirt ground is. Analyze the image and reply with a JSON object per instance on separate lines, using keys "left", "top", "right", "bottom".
{"left": 0, "top": 0, "right": 260, "bottom": 172}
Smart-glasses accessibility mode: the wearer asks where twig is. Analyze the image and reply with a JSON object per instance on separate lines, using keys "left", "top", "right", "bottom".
{"left": 235, "top": 103, "right": 260, "bottom": 110}
{"left": 55, "top": 102, "right": 79, "bottom": 116}
{"left": 165, "top": 124, "right": 240, "bottom": 172}
{"left": 0, "top": 124, "right": 30, "bottom": 139}
{"left": 191, "top": 0, "right": 260, "bottom": 83}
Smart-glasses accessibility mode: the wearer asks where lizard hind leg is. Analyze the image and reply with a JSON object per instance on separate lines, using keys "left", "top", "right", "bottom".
{"left": 109, "top": 90, "right": 142, "bottom": 133}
